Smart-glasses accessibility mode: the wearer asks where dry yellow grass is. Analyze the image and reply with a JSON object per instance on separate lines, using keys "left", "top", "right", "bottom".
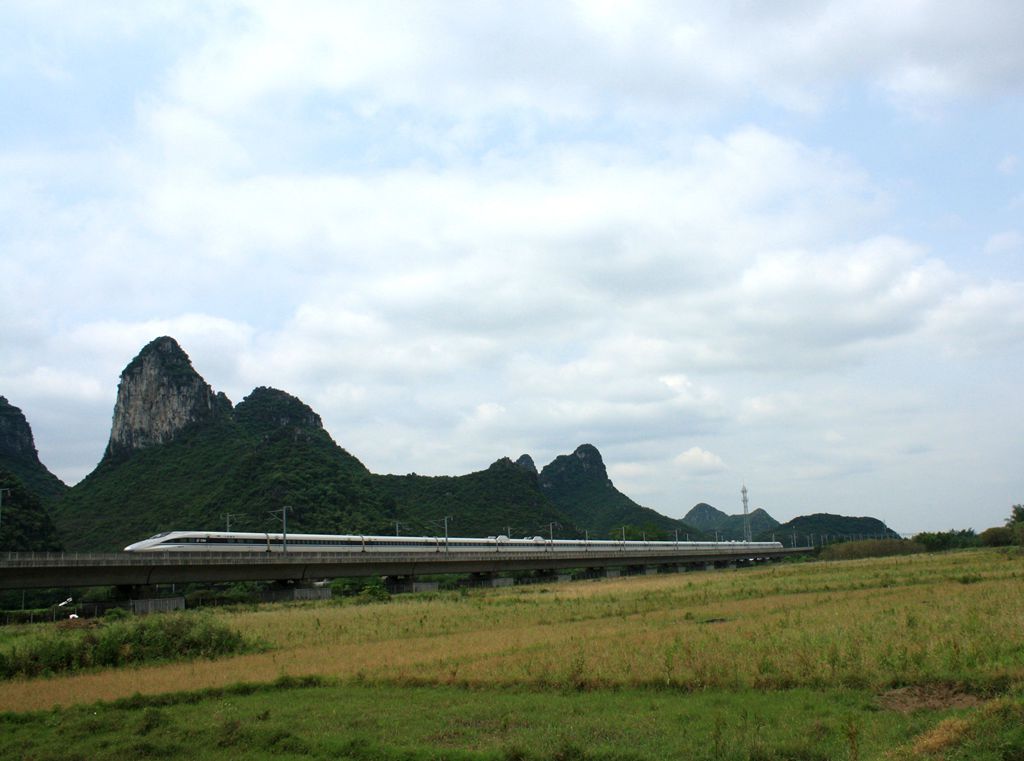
{"left": 910, "top": 716, "right": 972, "bottom": 755}
{"left": 1, "top": 548, "right": 1021, "bottom": 712}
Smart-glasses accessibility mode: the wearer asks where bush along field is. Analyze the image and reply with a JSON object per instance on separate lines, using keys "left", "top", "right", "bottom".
{"left": 0, "top": 612, "right": 263, "bottom": 680}
{"left": 0, "top": 548, "right": 1021, "bottom": 760}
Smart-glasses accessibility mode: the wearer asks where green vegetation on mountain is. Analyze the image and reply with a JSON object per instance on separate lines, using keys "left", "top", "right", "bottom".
{"left": 0, "top": 396, "right": 67, "bottom": 506}
{"left": 0, "top": 468, "right": 63, "bottom": 552}
{"left": 681, "top": 502, "right": 728, "bottom": 531}
{"left": 50, "top": 388, "right": 390, "bottom": 551}
{"left": 539, "top": 444, "right": 705, "bottom": 539}
{"left": 758, "top": 512, "right": 899, "bottom": 544}
{"left": 373, "top": 457, "right": 571, "bottom": 538}
{"left": 683, "top": 502, "right": 779, "bottom": 540}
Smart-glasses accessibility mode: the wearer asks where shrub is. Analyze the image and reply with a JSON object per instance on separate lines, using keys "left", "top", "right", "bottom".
{"left": 979, "top": 526, "right": 1014, "bottom": 547}
{"left": 355, "top": 583, "right": 390, "bottom": 605}
{"left": 0, "top": 613, "right": 258, "bottom": 679}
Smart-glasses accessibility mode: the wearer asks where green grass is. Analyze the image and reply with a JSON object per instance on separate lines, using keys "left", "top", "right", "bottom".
{"left": 0, "top": 679, "right": 987, "bottom": 761}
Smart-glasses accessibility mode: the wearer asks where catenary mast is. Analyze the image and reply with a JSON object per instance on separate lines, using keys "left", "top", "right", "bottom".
{"left": 741, "top": 485, "right": 752, "bottom": 543}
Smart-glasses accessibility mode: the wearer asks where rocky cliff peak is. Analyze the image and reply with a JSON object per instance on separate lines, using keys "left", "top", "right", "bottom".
{"left": 235, "top": 386, "right": 323, "bottom": 434}
{"left": 104, "top": 336, "right": 230, "bottom": 459}
{"left": 538, "top": 443, "right": 612, "bottom": 493}
{"left": 0, "top": 396, "right": 41, "bottom": 464}
{"left": 570, "top": 444, "right": 605, "bottom": 472}
{"left": 514, "top": 454, "right": 537, "bottom": 476}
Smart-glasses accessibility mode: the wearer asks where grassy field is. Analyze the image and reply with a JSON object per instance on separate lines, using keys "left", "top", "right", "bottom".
{"left": 0, "top": 548, "right": 1021, "bottom": 759}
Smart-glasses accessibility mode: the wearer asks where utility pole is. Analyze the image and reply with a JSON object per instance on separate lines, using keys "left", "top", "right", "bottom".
{"left": 443, "top": 515, "right": 452, "bottom": 552}
{"left": 223, "top": 513, "right": 244, "bottom": 532}
{"left": 269, "top": 506, "right": 292, "bottom": 553}
{"left": 546, "top": 522, "right": 560, "bottom": 550}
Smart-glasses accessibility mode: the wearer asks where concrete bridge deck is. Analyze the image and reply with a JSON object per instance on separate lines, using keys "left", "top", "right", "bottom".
{"left": 0, "top": 545, "right": 809, "bottom": 589}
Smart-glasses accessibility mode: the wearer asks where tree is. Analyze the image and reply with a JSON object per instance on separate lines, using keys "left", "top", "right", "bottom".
{"left": 1006, "top": 504, "right": 1024, "bottom": 526}
{"left": 979, "top": 526, "right": 1014, "bottom": 547}
{"left": 912, "top": 529, "right": 979, "bottom": 552}
{"left": 1006, "top": 504, "right": 1024, "bottom": 545}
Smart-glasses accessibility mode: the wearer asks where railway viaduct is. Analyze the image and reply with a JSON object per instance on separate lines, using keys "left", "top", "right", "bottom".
{"left": 0, "top": 545, "right": 808, "bottom": 590}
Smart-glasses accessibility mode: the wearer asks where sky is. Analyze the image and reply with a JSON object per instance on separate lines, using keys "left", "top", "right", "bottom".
{"left": 1, "top": 1, "right": 1022, "bottom": 534}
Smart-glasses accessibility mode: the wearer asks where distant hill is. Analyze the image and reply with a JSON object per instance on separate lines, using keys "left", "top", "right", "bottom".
{"left": 0, "top": 396, "right": 67, "bottom": 505}
{"left": 0, "top": 468, "right": 63, "bottom": 552}
{"left": 372, "top": 457, "right": 572, "bottom": 538}
{"left": 683, "top": 502, "right": 729, "bottom": 531}
{"left": 757, "top": 513, "right": 899, "bottom": 545}
{"left": 539, "top": 444, "right": 706, "bottom": 539}
{"left": 683, "top": 502, "right": 779, "bottom": 540}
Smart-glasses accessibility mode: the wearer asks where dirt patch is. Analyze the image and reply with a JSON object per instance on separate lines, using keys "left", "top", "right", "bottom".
{"left": 55, "top": 618, "right": 101, "bottom": 631}
{"left": 880, "top": 685, "right": 986, "bottom": 713}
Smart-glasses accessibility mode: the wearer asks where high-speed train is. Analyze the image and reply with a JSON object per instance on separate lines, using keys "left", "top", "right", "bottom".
{"left": 123, "top": 530, "right": 783, "bottom": 554}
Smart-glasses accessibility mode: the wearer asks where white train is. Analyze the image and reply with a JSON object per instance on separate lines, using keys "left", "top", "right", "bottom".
{"left": 123, "top": 530, "right": 783, "bottom": 554}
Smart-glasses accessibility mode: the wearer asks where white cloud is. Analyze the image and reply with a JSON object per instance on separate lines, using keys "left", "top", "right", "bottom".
{"left": 150, "top": 0, "right": 1024, "bottom": 127}
{"left": 984, "top": 230, "right": 1023, "bottom": 256}
{"left": 674, "top": 446, "right": 726, "bottom": 475}
{"left": 928, "top": 281, "right": 1024, "bottom": 353}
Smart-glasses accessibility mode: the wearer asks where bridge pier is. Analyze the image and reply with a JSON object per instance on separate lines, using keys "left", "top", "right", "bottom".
{"left": 384, "top": 576, "right": 438, "bottom": 594}
{"left": 115, "top": 584, "right": 146, "bottom": 600}
{"left": 522, "top": 569, "right": 572, "bottom": 585}
{"left": 466, "top": 572, "right": 514, "bottom": 588}
{"left": 260, "top": 586, "right": 332, "bottom": 603}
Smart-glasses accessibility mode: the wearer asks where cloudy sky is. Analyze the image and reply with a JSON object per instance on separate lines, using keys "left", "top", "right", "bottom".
{"left": 2, "top": 1, "right": 1022, "bottom": 533}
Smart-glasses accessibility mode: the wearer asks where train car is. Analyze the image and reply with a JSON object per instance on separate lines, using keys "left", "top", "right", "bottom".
{"left": 123, "top": 530, "right": 783, "bottom": 554}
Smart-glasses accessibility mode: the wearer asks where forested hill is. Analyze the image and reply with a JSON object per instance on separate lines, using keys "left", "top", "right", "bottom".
{"left": 758, "top": 513, "right": 900, "bottom": 544}
{"left": 372, "top": 457, "right": 572, "bottom": 539}
{"left": 683, "top": 502, "right": 779, "bottom": 540}
{"left": 0, "top": 468, "right": 63, "bottom": 552}
{"left": 539, "top": 444, "right": 706, "bottom": 539}
{"left": 49, "top": 339, "right": 392, "bottom": 551}
{"left": 0, "top": 396, "right": 67, "bottom": 505}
